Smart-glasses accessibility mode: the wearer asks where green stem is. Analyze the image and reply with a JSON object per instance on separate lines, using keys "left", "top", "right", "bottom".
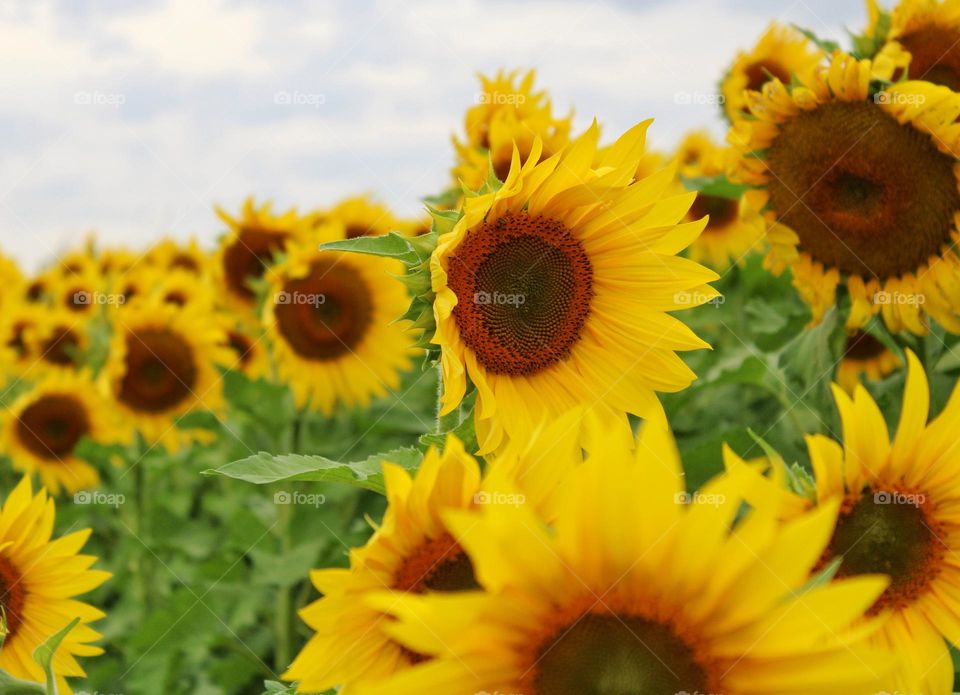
{"left": 274, "top": 409, "right": 306, "bottom": 672}
{"left": 133, "top": 439, "right": 153, "bottom": 613}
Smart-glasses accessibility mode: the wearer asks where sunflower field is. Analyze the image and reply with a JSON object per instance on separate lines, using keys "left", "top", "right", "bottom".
{"left": 8, "top": 1, "right": 960, "bottom": 694}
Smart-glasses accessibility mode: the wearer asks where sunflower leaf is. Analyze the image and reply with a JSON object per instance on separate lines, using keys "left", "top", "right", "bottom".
{"left": 790, "top": 25, "right": 841, "bottom": 55}
{"left": 33, "top": 617, "right": 80, "bottom": 695}
{"left": 203, "top": 447, "right": 423, "bottom": 495}
{"left": 680, "top": 174, "right": 750, "bottom": 200}
{"left": 318, "top": 232, "right": 420, "bottom": 265}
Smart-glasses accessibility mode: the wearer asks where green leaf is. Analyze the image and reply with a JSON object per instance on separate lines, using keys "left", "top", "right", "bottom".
{"left": 203, "top": 447, "right": 423, "bottom": 495}
{"left": 0, "top": 671, "right": 44, "bottom": 694}
{"left": 791, "top": 25, "right": 841, "bottom": 54}
{"left": 318, "top": 232, "right": 420, "bottom": 265}
{"left": 33, "top": 617, "right": 80, "bottom": 695}
{"left": 680, "top": 174, "right": 750, "bottom": 200}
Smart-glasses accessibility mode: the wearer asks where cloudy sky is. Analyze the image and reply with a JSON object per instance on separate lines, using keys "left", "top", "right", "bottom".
{"left": 0, "top": 0, "right": 867, "bottom": 269}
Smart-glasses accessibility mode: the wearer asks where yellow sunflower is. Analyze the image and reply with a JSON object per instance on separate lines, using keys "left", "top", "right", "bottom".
{"left": 263, "top": 224, "right": 417, "bottom": 412}
{"left": 730, "top": 350, "right": 960, "bottom": 694}
{"left": 677, "top": 132, "right": 766, "bottom": 270}
{"left": 1, "top": 371, "right": 124, "bottom": 494}
{"left": 729, "top": 51, "right": 960, "bottom": 334}
{"left": 321, "top": 195, "right": 403, "bottom": 239}
{"left": 0, "top": 475, "right": 109, "bottom": 693}
{"left": 141, "top": 267, "right": 217, "bottom": 311}
{"left": 20, "top": 309, "right": 90, "bottom": 376}
{"left": 145, "top": 237, "right": 211, "bottom": 276}
{"left": 102, "top": 299, "right": 229, "bottom": 450}
{"left": 49, "top": 268, "right": 104, "bottom": 316}
{"left": 868, "top": 0, "right": 960, "bottom": 89}
{"left": 217, "top": 312, "right": 270, "bottom": 380}
{"left": 433, "top": 122, "right": 717, "bottom": 454}
{"left": 215, "top": 197, "right": 308, "bottom": 309}
{"left": 721, "top": 22, "right": 824, "bottom": 122}
{"left": 357, "top": 422, "right": 891, "bottom": 695}
{"left": 0, "top": 304, "right": 38, "bottom": 380}
{"left": 453, "top": 69, "right": 573, "bottom": 190}
{"left": 284, "top": 415, "right": 585, "bottom": 693}
{"left": 96, "top": 246, "right": 139, "bottom": 278}
{"left": 837, "top": 329, "right": 900, "bottom": 393}
{"left": 0, "top": 252, "right": 23, "bottom": 313}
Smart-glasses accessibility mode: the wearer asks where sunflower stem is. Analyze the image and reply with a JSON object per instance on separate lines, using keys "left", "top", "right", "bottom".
{"left": 274, "top": 408, "right": 306, "bottom": 672}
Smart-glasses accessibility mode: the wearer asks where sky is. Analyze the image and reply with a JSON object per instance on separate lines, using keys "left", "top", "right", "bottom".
{"left": 0, "top": 0, "right": 868, "bottom": 270}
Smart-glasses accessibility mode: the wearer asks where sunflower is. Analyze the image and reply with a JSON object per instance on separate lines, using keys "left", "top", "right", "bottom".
{"left": 215, "top": 197, "right": 308, "bottom": 308}
{"left": 357, "top": 422, "right": 891, "bottom": 695}
{"left": 721, "top": 22, "right": 824, "bottom": 122}
{"left": 96, "top": 246, "right": 139, "bottom": 278}
{"left": 1, "top": 371, "right": 124, "bottom": 494}
{"left": 263, "top": 224, "right": 417, "bottom": 412}
{"left": 0, "top": 476, "right": 109, "bottom": 693}
{"left": 217, "top": 312, "right": 270, "bottom": 379}
{"left": 322, "top": 195, "right": 403, "bottom": 239}
{"left": 837, "top": 329, "right": 900, "bottom": 393}
{"left": 0, "top": 304, "right": 40, "bottom": 380}
{"left": 453, "top": 69, "right": 573, "bottom": 190}
{"left": 142, "top": 267, "right": 217, "bottom": 310}
{"left": 678, "top": 132, "right": 766, "bottom": 270}
{"left": 433, "top": 122, "right": 717, "bottom": 454}
{"left": 50, "top": 268, "right": 104, "bottom": 316}
{"left": 284, "top": 416, "right": 584, "bottom": 693}
{"left": 867, "top": 0, "right": 960, "bottom": 89}
{"left": 103, "top": 299, "right": 229, "bottom": 450}
{"left": 729, "top": 51, "right": 960, "bottom": 334}
{"left": 145, "top": 237, "right": 210, "bottom": 276}
{"left": 0, "top": 252, "right": 23, "bottom": 313}
{"left": 22, "top": 309, "right": 90, "bottom": 374}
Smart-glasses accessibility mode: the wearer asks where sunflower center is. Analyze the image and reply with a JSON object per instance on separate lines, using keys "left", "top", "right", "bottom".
{"left": 766, "top": 101, "right": 960, "bottom": 278}
{"left": 900, "top": 25, "right": 960, "bottom": 91}
{"left": 447, "top": 211, "right": 593, "bottom": 376}
{"left": 274, "top": 259, "right": 373, "bottom": 361}
{"left": 745, "top": 59, "right": 791, "bottom": 92}
{"left": 530, "top": 612, "right": 712, "bottom": 695}
{"left": 15, "top": 394, "right": 90, "bottom": 459}
{"left": 164, "top": 290, "right": 188, "bottom": 307}
{"left": 226, "top": 330, "right": 254, "bottom": 367}
{"left": 826, "top": 487, "right": 945, "bottom": 613}
{"left": 0, "top": 556, "right": 25, "bottom": 639}
{"left": 118, "top": 328, "right": 198, "bottom": 413}
{"left": 690, "top": 193, "right": 740, "bottom": 231}
{"left": 392, "top": 534, "right": 480, "bottom": 593}
{"left": 41, "top": 327, "right": 80, "bottom": 366}
{"left": 345, "top": 224, "right": 374, "bottom": 239}
{"left": 223, "top": 227, "right": 289, "bottom": 300}
{"left": 843, "top": 331, "right": 887, "bottom": 361}
{"left": 170, "top": 254, "right": 201, "bottom": 273}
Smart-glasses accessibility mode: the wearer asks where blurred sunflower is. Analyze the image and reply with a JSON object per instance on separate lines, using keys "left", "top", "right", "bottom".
{"left": 144, "top": 267, "right": 217, "bottom": 310}
{"left": 22, "top": 309, "right": 89, "bottom": 374}
{"left": 103, "top": 300, "right": 229, "bottom": 450}
{"left": 323, "top": 195, "right": 402, "bottom": 239}
{"left": 0, "top": 476, "right": 109, "bottom": 693}
{"left": 867, "top": 0, "right": 960, "bottom": 88}
{"left": 359, "top": 424, "right": 890, "bottom": 695}
{"left": 50, "top": 268, "right": 103, "bottom": 316}
{"left": 0, "top": 252, "right": 23, "bottom": 312}
{"left": 453, "top": 69, "right": 573, "bottom": 190}
{"left": 96, "top": 246, "right": 139, "bottom": 278}
{"left": 434, "top": 122, "right": 717, "bottom": 453}
{"left": 0, "top": 304, "right": 39, "bottom": 379}
{"left": 729, "top": 51, "right": 960, "bottom": 334}
{"left": 215, "top": 197, "right": 307, "bottom": 308}
{"left": 1, "top": 371, "right": 123, "bottom": 494}
{"left": 146, "top": 237, "right": 210, "bottom": 276}
{"left": 284, "top": 416, "right": 583, "bottom": 693}
{"left": 721, "top": 22, "right": 824, "bottom": 122}
{"left": 217, "top": 313, "right": 270, "bottom": 379}
{"left": 677, "top": 132, "right": 766, "bottom": 270}
{"left": 263, "top": 225, "right": 417, "bottom": 412}
{"left": 837, "top": 330, "right": 900, "bottom": 393}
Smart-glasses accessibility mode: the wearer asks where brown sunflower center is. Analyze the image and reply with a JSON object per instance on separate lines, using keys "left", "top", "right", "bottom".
{"left": 25, "top": 281, "right": 45, "bottom": 303}
{"left": 528, "top": 612, "right": 714, "bottom": 695}
{"left": 392, "top": 534, "right": 480, "bottom": 593}
{"left": 447, "top": 211, "right": 593, "bottom": 376}
{"left": 900, "top": 25, "right": 960, "bottom": 91}
{"left": 0, "top": 556, "right": 25, "bottom": 639}
{"left": 118, "top": 328, "right": 198, "bottom": 413}
{"left": 690, "top": 193, "right": 739, "bottom": 231}
{"left": 766, "top": 101, "right": 960, "bottom": 278}
{"left": 6, "top": 321, "right": 31, "bottom": 358}
{"left": 745, "top": 59, "right": 791, "bottom": 92}
{"left": 345, "top": 224, "right": 375, "bottom": 239}
{"left": 223, "top": 227, "right": 289, "bottom": 301}
{"left": 226, "top": 330, "right": 254, "bottom": 367}
{"left": 825, "top": 487, "right": 945, "bottom": 614}
{"left": 274, "top": 260, "right": 374, "bottom": 361}
{"left": 16, "top": 394, "right": 90, "bottom": 459}
{"left": 41, "top": 327, "right": 81, "bottom": 366}
{"left": 164, "top": 290, "right": 189, "bottom": 307}
{"left": 843, "top": 331, "right": 887, "bottom": 361}
{"left": 170, "top": 254, "right": 201, "bottom": 273}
